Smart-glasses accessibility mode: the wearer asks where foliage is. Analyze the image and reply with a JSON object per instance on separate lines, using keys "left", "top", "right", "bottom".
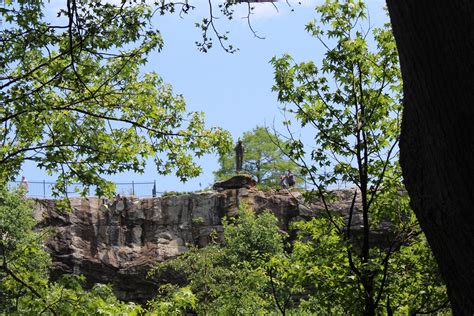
{"left": 270, "top": 0, "right": 449, "bottom": 313}
{"left": 269, "top": 216, "right": 359, "bottom": 314}
{"left": 149, "top": 202, "right": 448, "bottom": 314}
{"left": 0, "top": 186, "right": 51, "bottom": 313}
{"left": 40, "top": 275, "right": 143, "bottom": 315}
{"left": 384, "top": 233, "right": 450, "bottom": 314}
{"left": 214, "top": 126, "right": 298, "bottom": 187}
{"left": 147, "top": 285, "right": 197, "bottom": 315}
{"left": 0, "top": 186, "right": 446, "bottom": 314}
{"left": 271, "top": 0, "right": 401, "bottom": 191}
{"left": 287, "top": 216, "right": 448, "bottom": 314}
{"left": 0, "top": 0, "right": 231, "bottom": 196}
{"left": 149, "top": 206, "right": 286, "bottom": 315}
{"left": 0, "top": 186, "right": 141, "bottom": 314}
{"left": 223, "top": 206, "right": 285, "bottom": 266}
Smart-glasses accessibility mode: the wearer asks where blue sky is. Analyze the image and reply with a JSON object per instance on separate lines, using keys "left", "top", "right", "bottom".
{"left": 21, "top": 0, "right": 389, "bottom": 195}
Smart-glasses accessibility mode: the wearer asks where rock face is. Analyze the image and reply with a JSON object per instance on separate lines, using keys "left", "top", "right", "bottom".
{"left": 33, "top": 187, "right": 387, "bottom": 303}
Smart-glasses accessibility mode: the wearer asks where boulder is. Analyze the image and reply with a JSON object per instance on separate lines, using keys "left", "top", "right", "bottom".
{"left": 212, "top": 174, "right": 256, "bottom": 191}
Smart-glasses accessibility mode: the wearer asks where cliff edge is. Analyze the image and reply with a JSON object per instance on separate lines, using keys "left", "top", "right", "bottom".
{"left": 33, "top": 186, "right": 372, "bottom": 303}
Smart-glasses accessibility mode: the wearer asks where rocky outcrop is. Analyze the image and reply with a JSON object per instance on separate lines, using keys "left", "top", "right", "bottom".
{"left": 212, "top": 174, "right": 256, "bottom": 190}
{"left": 33, "top": 187, "right": 388, "bottom": 303}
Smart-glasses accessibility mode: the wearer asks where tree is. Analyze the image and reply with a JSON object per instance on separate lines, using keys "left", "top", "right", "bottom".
{"left": 282, "top": 215, "right": 449, "bottom": 314}
{"left": 214, "top": 126, "right": 298, "bottom": 187}
{"left": 149, "top": 202, "right": 447, "bottom": 314}
{"left": 0, "top": 187, "right": 51, "bottom": 313}
{"left": 0, "top": 0, "right": 231, "bottom": 196}
{"left": 386, "top": 1, "right": 474, "bottom": 313}
{"left": 0, "top": 186, "right": 143, "bottom": 314}
{"left": 149, "top": 207, "right": 286, "bottom": 315}
{"left": 271, "top": 0, "right": 448, "bottom": 314}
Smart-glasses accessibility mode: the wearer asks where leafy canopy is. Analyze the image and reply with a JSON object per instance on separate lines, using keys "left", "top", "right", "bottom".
{"left": 0, "top": 0, "right": 231, "bottom": 196}
{"left": 149, "top": 204, "right": 448, "bottom": 314}
{"left": 271, "top": 0, "right": 448, "bottom": 313}
{"left": 149, "top": 207, "right": 286, "bottom": 315}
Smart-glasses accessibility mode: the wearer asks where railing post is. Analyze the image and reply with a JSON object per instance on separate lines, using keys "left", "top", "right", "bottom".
{"left": 132, "top": 181, "right": 135, "bottom": 196}
{"left": 152, "top": 180, "right": 157, "bottom": 197}
{"left": 43, "top": 180, "right": 46, "bottom": 198}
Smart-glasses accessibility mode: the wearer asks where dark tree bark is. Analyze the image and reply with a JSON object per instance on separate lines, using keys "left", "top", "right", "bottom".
{"left": 386, "top": 1, "right": 474, "bottom": 313}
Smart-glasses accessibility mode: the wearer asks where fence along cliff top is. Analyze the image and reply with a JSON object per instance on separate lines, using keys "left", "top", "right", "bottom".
{"left": 10, "top": 180, "right": 159, "bottom": 198}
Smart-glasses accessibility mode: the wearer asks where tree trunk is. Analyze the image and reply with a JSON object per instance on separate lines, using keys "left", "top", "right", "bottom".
{"left": 386, "top": 1, "right": 474, "bottom": 313}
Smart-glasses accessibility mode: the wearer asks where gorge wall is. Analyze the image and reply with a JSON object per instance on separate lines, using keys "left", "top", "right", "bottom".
{"left": 33, "top": 186, "right": 378, "bottom": 303}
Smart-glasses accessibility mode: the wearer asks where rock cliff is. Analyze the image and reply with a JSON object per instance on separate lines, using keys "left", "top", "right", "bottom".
{"left": 33, "top": 187, "right": 383, "bottom": 303}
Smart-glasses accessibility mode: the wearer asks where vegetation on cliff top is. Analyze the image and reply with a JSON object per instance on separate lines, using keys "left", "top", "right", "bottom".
{"left": 214, "top": 126, "right": 299, "bottom": 188}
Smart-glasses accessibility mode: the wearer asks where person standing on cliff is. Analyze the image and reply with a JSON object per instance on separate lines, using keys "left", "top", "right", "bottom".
{"left": 235, "top": 139, "right": 244, "bottom": 173}
{"left": 279, "top": 175, "right": 288, "bottom": 189}
{"left": 19, "top": 176, "right": 29, "bottom": 192}
{"left": 286, "top": 170, "right": 295, "bottom": 187}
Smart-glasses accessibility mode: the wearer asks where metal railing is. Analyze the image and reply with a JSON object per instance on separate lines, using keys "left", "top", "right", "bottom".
{"left": 8, "top": 174, "right": 351, "bottom": 199}
{"left": 9, "top": 180, "right": 162, "bottom": 199}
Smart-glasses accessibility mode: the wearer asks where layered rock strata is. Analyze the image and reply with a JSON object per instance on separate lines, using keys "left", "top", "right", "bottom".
{"left": 33, "top": 187, "right": 386, "bottom": 303}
